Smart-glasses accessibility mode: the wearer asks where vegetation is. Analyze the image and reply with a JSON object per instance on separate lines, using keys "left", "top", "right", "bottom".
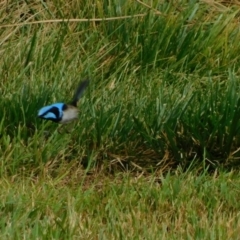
{"left": 0, "top": 0, "right": 240, "bottom": 238}
{"left": 1, "top": 169, "right": 240, "bottom": 239}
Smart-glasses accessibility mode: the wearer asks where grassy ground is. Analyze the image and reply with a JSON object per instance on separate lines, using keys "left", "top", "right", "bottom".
{"left": 1, "top": 168, "right": 240, "bottom": 239}
{"left": 1, "top": 0, "right": 240, "bottom": 238}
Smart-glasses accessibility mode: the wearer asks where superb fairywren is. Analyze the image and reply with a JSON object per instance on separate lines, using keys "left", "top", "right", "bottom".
{"left": 38, "top": 80, "right": 89, "bottom": 124}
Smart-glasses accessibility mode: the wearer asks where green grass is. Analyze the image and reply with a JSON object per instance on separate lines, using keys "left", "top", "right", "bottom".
{"left": 1, "top": 0, "right": 240, "bottom": 238}
{"left": 1, "top": 169, "right": 240, "bottom": 239}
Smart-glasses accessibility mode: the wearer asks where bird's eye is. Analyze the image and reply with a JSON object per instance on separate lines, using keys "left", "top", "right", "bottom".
{"left": 38, "top": 105, "right": 53, "bottom": 117}
{"left": 38, "top": 105, "right": 62, "bottom": 120}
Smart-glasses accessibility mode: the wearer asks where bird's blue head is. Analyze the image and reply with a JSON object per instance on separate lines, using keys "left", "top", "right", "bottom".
{"left": 38, "top": 103, "right": 65, "bottom": 122}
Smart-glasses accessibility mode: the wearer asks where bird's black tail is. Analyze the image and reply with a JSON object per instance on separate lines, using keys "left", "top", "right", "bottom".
{"left": 71, "top": 79, "right": 89, "bottom": 106}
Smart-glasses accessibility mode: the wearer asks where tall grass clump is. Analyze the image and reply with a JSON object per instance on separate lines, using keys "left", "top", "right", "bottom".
{"left": 0, "top": 1, "right": 240, "bottom": 174}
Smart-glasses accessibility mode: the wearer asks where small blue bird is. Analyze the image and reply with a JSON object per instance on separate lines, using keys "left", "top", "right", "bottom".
{"left": 38, "top": 80, "right": 89, "bottom": 124}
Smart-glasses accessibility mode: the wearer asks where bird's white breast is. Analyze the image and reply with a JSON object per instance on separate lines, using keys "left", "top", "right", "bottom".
{"left": 60, "top": 107, "right": 79, "bottom": 124}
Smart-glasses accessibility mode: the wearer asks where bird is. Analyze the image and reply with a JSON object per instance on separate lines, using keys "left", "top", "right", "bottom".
{"left": 38, "top": 79, "right": 89, "bottom": 124}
